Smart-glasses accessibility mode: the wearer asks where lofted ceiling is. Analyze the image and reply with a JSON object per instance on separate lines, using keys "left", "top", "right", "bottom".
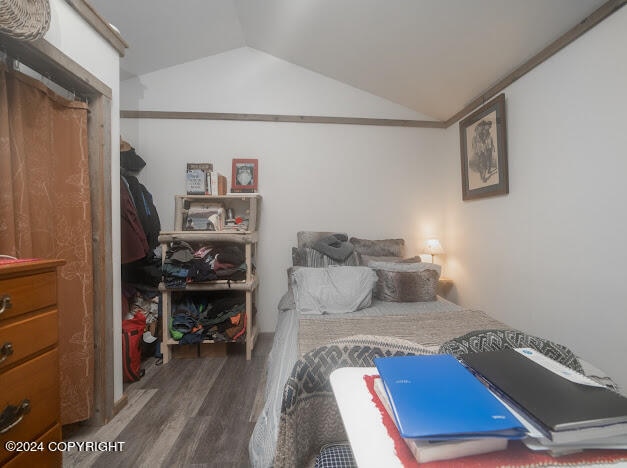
{"left": 89, "top": 0, "right": 607, "bottom": 121}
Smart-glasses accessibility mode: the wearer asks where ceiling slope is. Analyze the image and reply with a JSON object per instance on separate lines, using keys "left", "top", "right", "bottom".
{"left": 89, "top": 0, "right": 607, "bottom": 120}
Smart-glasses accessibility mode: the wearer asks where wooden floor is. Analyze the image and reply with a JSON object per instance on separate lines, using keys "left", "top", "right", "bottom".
{"left": 62, "top": 333, "right": 273, "bottom": 468}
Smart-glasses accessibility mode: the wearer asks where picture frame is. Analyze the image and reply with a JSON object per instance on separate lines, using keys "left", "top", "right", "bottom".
{"left": 231, "top": 158, "right": 258, "bottom": 193}
{"left": 459, "top": 93, "right": 508, "bottom": 200}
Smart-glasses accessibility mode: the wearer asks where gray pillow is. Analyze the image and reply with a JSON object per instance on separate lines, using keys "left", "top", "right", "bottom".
{"left": 349, "top": 237, "right": 405, "bottom": 257}
{"left": 292, "top": 266, "right": 377, "bottom": 314}
{"left": 297, "top": 231, "right": 347, "bottom": 249}
{"left": 359, "top": 254, "right": 421, "bottom": 266}
{"left": 278, "top": 289, "right": 296, "bottom": 311}
{"left": 313, "top": 234, "right": 354, "bottom": 261}
{"left": 292, "top": 247, "right": 358, "bottom": 267}
{"left": 370, "top": 262, "right": 441, "bottom": 302}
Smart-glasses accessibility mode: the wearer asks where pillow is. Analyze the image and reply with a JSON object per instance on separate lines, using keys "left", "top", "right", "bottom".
{"left": 313, "top": 234, "right": 354, "bottom": 261}
{"left": 292, "top": 266, "right": 378, "bottom": 314}
{"left": 369, "top": 261, "right": 442, "bottom": 273}
{"left": 292, "top": 247, "right": 359, "bottom": 267}
{"left": 349, "top": 237, "right": 405, "bottom": 257}
{"left": 297, "top": 231, "right": 347, "bottom": 249}
{"left": 278, "top": 289, "right": 296, "bottom": 311}
{"left": 278, "top": 267, "right": 302, "bottom": 311}
{"left": 358, "top": 254, "right": 421, "bottom": 266}
{"left": 370, "top": 262, "right": 441, "bottom": 302}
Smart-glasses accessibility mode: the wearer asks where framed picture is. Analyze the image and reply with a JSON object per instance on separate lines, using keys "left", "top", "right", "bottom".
{"left": 231, "top": 158, "right": 258, "bottom": 193}
{"left": 459, "top": 93, "right": 508, "bottom": 200}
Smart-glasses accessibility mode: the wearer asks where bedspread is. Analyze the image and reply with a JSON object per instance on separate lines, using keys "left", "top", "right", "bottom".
{"left": 274, "top": 335, "right": 437, "bottom": 468}
{"left": 249, "top": 298, "right": 510, "bottom": 468}
{"left": 298, "top": 308, "right": 509, "bottom": 356}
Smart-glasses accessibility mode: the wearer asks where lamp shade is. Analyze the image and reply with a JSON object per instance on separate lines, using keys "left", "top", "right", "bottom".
{"left": 424, "top": 238, "right": 444, "bottom": 255}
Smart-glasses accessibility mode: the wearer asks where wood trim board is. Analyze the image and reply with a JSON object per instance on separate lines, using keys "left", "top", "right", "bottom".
{"left": 64, "top": 0, "right": 128, "bottom": 57}
{"left": 120, "top": 110, "right": 445, "bottom": 128}
{"left": 0, "top": 35, "right": 111, "bottom": 99}
{"left": 88, "top": 95, "right": 115, "bottom": 426}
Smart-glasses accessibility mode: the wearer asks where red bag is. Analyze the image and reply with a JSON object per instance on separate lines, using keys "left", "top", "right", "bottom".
{"left": 122, "top": 311, "right": 146, "bottom": 382}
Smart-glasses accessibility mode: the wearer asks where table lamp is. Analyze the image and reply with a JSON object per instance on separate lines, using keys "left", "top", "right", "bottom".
{"left": 424, "top": 238, "right": 444, "bottom": 263}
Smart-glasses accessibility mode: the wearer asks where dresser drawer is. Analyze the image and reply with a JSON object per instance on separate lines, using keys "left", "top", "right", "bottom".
{"left": 0, "top": 272, "right": 57, "bottom": 321}
{"left": 2, "top": 423, "right": 62, "bottom": 468}
{"left": 0, "top": 349, "right": 59, "bottom": 465}
{"left": 0, "top": 310, "right": 58, "bottom": 371}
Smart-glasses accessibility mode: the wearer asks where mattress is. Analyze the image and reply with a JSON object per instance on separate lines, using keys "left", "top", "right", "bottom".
{"left": 249, "top": 294, "right": 508, "bottom": 468}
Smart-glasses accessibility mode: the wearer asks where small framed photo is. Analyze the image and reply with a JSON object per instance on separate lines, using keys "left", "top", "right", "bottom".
{"left": 231, "top": 158, "right": 258, "bottom": 193}
{"left": 459, "top": 93, "right": 508, "bottom": 200}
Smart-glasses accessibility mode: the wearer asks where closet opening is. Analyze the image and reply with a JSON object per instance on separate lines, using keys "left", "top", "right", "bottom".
{"left": 1, "top": 34, "right": 115, "bottom": 426}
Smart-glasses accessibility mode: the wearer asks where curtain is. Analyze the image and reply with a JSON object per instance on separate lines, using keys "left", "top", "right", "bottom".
{"left": 0, "top": 63, "right": 94, "bottom": 424}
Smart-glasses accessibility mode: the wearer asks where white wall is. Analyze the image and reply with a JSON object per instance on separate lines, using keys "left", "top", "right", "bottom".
{"left": 45, "top": 0, "right": 123, "bottom": 401}
{"left": 120, "top": 48, "right": 446, "bottom": 332}
{"left": 442, "top": 7, "right": 627, "bottom": 391}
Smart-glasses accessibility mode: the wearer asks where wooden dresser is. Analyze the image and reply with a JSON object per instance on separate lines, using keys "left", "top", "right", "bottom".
{"left": 0, "top": 259, "right": 64, "bottom": 467}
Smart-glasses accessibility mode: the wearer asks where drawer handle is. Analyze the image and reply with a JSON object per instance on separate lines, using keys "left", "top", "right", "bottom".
{"left": 0, "top": 342, "right": 13, "bottom": 363}
{"left": 0, "top": 295, "right": 12, "bottom": 315}
{"left": 0, "top": 399, "right": 31, "bottom": 434}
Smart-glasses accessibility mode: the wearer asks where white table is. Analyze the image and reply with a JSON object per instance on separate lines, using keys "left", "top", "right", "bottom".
{"left": 329, "top": 367, "right": 627, "bottom": 468}
{"left": 330, "top": 367, "right": 402, "bottom": 468}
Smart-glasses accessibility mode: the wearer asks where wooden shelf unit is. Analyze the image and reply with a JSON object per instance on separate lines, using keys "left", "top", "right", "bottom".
{"left": 174, "top": 193, "right": 260, "bottom": 233}
{"left": 159, "top": 195, "right": 260, "bottom": 362}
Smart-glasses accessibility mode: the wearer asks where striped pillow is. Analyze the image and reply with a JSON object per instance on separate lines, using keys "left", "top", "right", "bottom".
{"left": 292, "top": 247, "right": 358, "bottom": 268}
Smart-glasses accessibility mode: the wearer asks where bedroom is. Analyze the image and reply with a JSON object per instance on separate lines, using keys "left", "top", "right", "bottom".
{"left": 1, "top": 0, "right": 626, "bottom": 466}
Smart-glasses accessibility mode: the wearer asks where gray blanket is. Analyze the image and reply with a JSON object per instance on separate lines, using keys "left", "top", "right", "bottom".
{"left": 273, "top": 335, "right": 437, "bottom": 468}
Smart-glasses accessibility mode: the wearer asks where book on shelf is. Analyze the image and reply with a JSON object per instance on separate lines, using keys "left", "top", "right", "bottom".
{"left": 222, "top": 218, "right": 249, "bottom": 232}
{"left": 183, "top": 203, "right": 224, "bottom": 231}
{"left": 460, "top": 348, "right": 627, "bottom": 445}
{"left": 209, "top": 171, "right": 227, "bottom": 196}
{"left": 230, "top": 187, "right": 256, "bottom": 193}
{"left": 372, "top": 377, "right": 508, "bottom": 463}
{"left": 374, "top": 354, "right": 526, "bottom": 440}
{"left": 186, "top": 163, "right": 213, "bottom": 195}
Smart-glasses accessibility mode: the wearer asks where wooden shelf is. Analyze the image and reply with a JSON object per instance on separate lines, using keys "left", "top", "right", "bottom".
{"left": 158, "top": 276, "right": 258, "bottom": 292}
{"left": 158, "top": 230, "right": 258, "bottom": 243}
{"left": 160, "top": 195, "right": 260, "bottom": 363}
{"left": 164, "top": 325, "right": 257, "bottom": 347}
{"left": 173, "top": 194, "right": 261, "bottom": 232}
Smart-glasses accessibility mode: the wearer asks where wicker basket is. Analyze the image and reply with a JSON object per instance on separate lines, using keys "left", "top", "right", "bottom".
{"left": 0, "top": 0, "right": 50, "bottom": 41}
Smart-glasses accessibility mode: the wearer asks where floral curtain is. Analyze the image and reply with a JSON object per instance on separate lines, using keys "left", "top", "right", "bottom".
{"left": 0, "top": 63, "right": 94, "bottom": 424}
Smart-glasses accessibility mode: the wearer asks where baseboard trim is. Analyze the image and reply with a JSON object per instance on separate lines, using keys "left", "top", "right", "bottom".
{"left": 112, "top": 394, "right": 128, "bottom": 419}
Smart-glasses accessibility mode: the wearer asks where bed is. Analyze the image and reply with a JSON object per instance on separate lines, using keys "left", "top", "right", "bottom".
{"left": 247, "top": 232, "right": 616, "bottom": 468}
{"left": 248, "top": 232, "right": 507, "bottom": 466}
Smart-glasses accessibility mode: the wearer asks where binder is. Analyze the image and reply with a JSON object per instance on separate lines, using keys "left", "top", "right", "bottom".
{"left": 460, "top": 348, "right": 627, "bottom": 443}
{"left": 374, "top": 354, "right": 526, "bottom": 440}
{"left": 372, "top": 377, "right": 508, "bottom": 462}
